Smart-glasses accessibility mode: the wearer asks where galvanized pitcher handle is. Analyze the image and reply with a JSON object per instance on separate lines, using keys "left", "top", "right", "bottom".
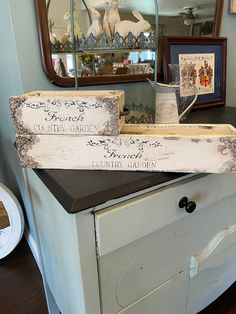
{"left": 179, "top": 83, "right": 198, "bottom": 120}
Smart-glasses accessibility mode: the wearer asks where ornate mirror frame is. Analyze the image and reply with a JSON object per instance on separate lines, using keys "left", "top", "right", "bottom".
{"left": 34, "top": 0, "right": 224, "bottom": 87}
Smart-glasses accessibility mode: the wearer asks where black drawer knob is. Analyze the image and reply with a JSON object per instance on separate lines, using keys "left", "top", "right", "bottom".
{"left": 185, "top": 201, "right": 196, "bottom": 213}
{"left": 179, "top": 197, "right": 196, "bottom": 214}
{"left": 178, "top": 196, "right": 188, "bottom": 208}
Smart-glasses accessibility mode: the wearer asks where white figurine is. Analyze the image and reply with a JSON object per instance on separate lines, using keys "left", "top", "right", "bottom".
{"left": 115, "top": 10, "right": 151, "bottom": 37}
{"left": 62, "top": 11, "right": 82, "bottom": 42}
{"left": 48, "top": 19, "right": 58, "bottom": 44}
{"left": 103, "top": 0, "right": 120, "bottom": 37}
{"left": 86, "top": 7, "right": 103, "bottom": 38}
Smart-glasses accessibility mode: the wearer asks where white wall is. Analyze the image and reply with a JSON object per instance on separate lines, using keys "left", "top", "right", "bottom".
{"left": 0, "top": 0, "right": 154, "bottom": 243}
{"left": 0, "top": 0, "right": 69, "bottom": 243}
{"left": 221, "top": 0, "right": 236, "bottom": 107}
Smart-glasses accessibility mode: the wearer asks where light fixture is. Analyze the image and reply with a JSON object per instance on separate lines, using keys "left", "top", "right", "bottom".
{"left": 179, "top": 7, "right": 198, "bottom": 26}
{"left": 184, "top": 18, "right": 194, "bottom": 26}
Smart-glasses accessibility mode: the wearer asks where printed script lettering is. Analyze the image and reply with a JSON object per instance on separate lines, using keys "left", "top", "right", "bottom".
{"left": 88, "top": 138, "right": 163, "bottom": 171}
{"left": 33, "top": 124, "right": 99, "bottom": 134}
{"left": 104, "top": 149, "right": 143, "bottom": 159}
{"left": 92, "top": 160, "right": 158, "bottom": 170}
{"left": 45, "top": 111, "right": 85, "bottom": 122}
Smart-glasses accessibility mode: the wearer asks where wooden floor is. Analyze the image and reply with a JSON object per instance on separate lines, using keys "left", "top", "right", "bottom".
{"left": 0, "top": 237, "right": 48, "bottom": 314}
{"left": 199, "top": 281, "right": 236, "bottom": 314}
{"left": 1, "top": 237, "right": 236, "bottom": 314}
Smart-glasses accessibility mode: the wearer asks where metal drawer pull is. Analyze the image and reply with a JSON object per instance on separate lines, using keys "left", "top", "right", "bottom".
{"left": 178, "top": 196, "right": 196, "bottom": 213}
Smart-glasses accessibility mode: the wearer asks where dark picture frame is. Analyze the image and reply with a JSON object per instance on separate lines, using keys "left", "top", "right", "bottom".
{"left": 160, "top": 36, "right": 227, "bottom": 109}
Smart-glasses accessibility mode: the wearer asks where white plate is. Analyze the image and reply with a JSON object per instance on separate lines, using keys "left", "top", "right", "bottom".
{"left": 0, "top": 183, "right": 24, "bottom": 259}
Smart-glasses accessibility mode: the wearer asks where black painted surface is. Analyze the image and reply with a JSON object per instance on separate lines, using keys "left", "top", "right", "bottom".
{"left": 36, "top": 169, "right": 186, "bottom": 213}
{"left": 185, "top": 106, "right": 236, "bottom": 124}
{"left": 35, "top": 106, "right": 236, "bottom": 214}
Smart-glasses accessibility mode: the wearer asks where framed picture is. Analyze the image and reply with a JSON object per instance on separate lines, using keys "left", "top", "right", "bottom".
{"left": 230, "top": 0, "right": 236, "bottom": 13}
{"left": 161, "top": 36, "right": 227, "bottom": 109}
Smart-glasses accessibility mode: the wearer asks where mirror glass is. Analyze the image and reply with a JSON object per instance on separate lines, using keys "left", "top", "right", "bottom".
{"left": 35, "top": 0, "right": 223, "bottom": 86}
{"left": 46, "top": 0, "right": 157, "bottom": 83}
{"left": 159, "top": 0, "right": 219, "bottom": 36}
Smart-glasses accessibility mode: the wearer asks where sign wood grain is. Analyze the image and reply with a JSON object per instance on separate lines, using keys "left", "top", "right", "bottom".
{"left": 15, "top": 124, "right": 236, "bottom": 173}
{"left": 0, "top": 202, "right": 10, "bottom": 229}
{"left": 10, "top": 90, "right": 125, "bottom": 136}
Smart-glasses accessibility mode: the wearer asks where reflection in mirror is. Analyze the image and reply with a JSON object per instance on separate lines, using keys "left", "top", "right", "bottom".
{"left": 45, "top": 0, "right": 157, "bottom": 85}
{"left": 158, "top": 0, "right": 223, "bottom": 36}
{"left": 35, "top": 0, "right": 223, "bottom": 87}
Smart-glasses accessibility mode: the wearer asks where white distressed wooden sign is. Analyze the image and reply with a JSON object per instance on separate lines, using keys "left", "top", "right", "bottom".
{"left": 15, "top": 124, "right": 236, "bottom": 173}
{"left": 10, "top": 90, "right": 125, "bottom": 136}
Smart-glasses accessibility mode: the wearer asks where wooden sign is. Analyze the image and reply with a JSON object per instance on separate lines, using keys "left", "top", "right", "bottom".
{"left": 10, "top": 90, "right": 125, "bottom": 136}
{"left": 15, "top": 124, "right": 236, "bottom": 173}
{"left": 0, "top": 202, "right": 10, "bottom": 229}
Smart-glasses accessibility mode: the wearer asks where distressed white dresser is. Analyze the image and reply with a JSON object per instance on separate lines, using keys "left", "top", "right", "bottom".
{"left": 25, "top": 169, "right": 236, "bottom": 314}
{"left": 95, "top": 174, "right": 236, "bottom": 314}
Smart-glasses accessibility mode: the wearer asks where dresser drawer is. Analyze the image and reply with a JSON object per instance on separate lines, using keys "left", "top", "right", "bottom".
{"left": 95, "top": 174, "right": 236, "bottom": 313}
{"left": 117, "top": 270, "right": 188, "bottom": 314}
{"left": 95, "top": 174, "right": 236, "bottom": 257}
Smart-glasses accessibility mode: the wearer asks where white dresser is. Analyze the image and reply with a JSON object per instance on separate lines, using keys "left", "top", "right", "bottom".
{"left": 25, "top": 170, "right": 236, "bottom": 314}
{"left": 95, "top": 174, "right": 236, "bottom": 314}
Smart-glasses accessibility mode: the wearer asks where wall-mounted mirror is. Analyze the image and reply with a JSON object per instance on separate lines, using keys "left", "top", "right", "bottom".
{"left": 158, "top": 0, "right": 223, "bottom": 37}
{"left": 35, "top": 0, "right": 223, "bottom": 87}
{"left": 35, "top": 0, "right": 158, "bottom": 87}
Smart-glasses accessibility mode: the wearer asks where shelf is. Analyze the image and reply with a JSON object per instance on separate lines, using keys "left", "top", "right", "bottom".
{"left": 52, "top": 49, "right": 155, "bottom": 55}
{"left": 51, "top": 32, "right": 156, "bottom": 54}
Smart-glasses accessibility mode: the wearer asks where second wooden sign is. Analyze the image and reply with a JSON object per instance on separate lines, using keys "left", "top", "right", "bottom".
{"left": 15, "top": 124, "right": 236, "bottom": 173}
{"left": 10, "top": 90, "right": 125, "bottom": 136}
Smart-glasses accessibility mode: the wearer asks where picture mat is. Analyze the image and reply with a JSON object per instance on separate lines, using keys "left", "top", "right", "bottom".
{"left": 179, "top": 53, "right": 215, "bottom": 97}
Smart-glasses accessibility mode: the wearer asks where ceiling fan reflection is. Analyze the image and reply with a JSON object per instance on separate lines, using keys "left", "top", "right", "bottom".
{"left": 179, "top": 7, "right": 199, "bottom": 26}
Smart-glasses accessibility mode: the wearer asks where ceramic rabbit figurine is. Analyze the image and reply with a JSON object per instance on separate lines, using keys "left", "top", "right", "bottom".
{"left": 63, "top": 11, "right": 82, "bottom": 42}
{"left": 86, "top": 7, "right": 103, "bottom": 38}
{"left": 103, "top": 0, "right": 120, "bottom": 37}
{"left": 115, "top": 10, "right": 151, "bottom": 37}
